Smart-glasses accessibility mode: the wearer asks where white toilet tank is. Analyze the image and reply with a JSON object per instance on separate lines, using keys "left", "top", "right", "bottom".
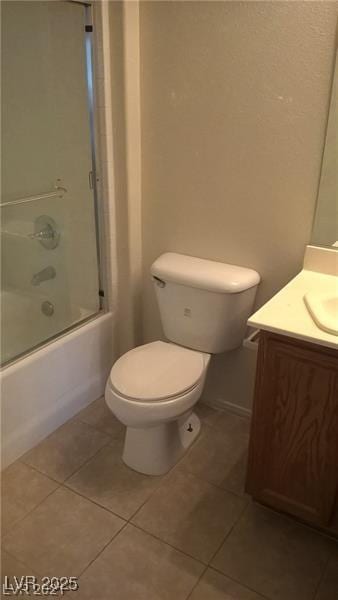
{"left": 151, "top": 253, "right": 260, "bottom": 353}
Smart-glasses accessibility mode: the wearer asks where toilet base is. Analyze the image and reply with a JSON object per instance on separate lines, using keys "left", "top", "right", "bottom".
{"left": 122, "top": 412, "right": 201, "bottom": 476}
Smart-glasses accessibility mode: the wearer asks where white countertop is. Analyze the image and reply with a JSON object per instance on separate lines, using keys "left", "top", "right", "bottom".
{"left": 248, "top": 269, "right": 338, "bottom": 350}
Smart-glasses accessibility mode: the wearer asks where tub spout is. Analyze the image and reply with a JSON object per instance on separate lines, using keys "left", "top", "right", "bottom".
{"left": 31, "top": 266, "right": 56, "bottom": 286}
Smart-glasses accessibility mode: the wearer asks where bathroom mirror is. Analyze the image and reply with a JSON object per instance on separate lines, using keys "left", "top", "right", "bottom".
{"left": 311, "top": 48, "right": 337, "bottom": 249}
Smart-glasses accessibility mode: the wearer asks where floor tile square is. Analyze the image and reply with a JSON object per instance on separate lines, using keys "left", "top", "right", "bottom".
{"left": 2, "top": 487, "right": 124, "bottom": 576}
{"left": 180, "top": 425, "right": 249, "bottom": 495}
{"left": 76, "top": 397, "right": 125, "bottom": 438}
{"left": 22, "top": 419, "right": 110, "bottom": 482}
{"left": 1, "top": 462, "right": 58, "bottom": 535}
{"left": 211, "top": 503, "right": 334, "bottom": 600}
{"left": 189, "top": 568, "right": 265, "bottom": 600}
{"left": 132, "top": 468, "right": 247, "bottom": 563}
{"left": 315, "top": 548, "right": 338, "bottom": 600}
{"left": 67, "top": 440, "right": 163, "bottom": 519}
{"left": 77, "top": 524, "right": 204, "bottom": 600}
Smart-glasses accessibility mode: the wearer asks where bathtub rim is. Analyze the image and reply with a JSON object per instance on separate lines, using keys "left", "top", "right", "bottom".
{"left": 0, "top": 307, "right": 109, "bottom": 371}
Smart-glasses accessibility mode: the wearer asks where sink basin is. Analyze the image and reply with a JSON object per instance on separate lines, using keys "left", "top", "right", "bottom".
{"left": 304, "top": 292, "right": 338, "bottom": 336}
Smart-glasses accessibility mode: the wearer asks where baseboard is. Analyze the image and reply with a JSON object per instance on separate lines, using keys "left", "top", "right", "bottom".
{"left": 202, "top": 398, "right": 252, "bottom": 419}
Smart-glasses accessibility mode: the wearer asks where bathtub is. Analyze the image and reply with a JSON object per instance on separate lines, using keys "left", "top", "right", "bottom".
{"left": 0, "top": 308, "right": 115, "bottom": 468}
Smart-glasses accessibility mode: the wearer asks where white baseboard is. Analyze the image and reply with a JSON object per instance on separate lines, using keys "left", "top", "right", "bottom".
{"left": 202, "top": 398, "right": 252, "bottom": 419}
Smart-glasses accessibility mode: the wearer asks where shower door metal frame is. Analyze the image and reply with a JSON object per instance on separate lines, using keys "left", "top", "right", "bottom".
{"left": 68, "top": 0, "right": 107, "bottom": 311}
{"left": 82, "top": 1, "right": 106, "bottom": 311}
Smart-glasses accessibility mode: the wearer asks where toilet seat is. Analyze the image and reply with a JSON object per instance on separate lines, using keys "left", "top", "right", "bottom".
{"left": 109, "top": 341, "right": 207, "bottom": 402}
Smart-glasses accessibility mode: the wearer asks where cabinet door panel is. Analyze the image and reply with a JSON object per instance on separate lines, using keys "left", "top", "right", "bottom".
{"left": 246, "top": 332, "right": 338, "bottom": 525}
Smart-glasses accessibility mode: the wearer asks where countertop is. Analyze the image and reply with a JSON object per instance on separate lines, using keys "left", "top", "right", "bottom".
{"left": 248, "top": 269, "right": 338, "bottom": 350}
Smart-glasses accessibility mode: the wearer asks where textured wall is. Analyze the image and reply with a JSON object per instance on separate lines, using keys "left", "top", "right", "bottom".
{"left": 140, "top": 1, "right": 338, "bottom": 411}
{"left": 107, "top": 1, "right": 144, "bottom": 355}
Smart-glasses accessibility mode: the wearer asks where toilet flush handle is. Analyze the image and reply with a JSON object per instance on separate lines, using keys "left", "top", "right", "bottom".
{"left": 153, "top": 276, "right": 166, "bottom": 288}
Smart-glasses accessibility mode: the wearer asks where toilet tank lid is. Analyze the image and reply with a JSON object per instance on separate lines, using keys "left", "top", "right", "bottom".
{"left": 151, "top": 253, "right": 260, "bottom": 294}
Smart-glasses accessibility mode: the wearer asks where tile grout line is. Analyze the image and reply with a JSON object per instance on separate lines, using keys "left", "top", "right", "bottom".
{"left": 13, "top": 403, "right": 237, "bottom": 499}
{"left": 2, "top": 404, "right": 249, "bottom": 583}
{"left": 76, "top": 520, "right": 130, "bottom": 582}
{"left": 208, "top": 564, "right": 273, "bottom": 600}
{"left": 17, "top": 402, "right": 122, "bottom": 475}
{"left": 185, "top": 561, "right": 274, "bottom": 600}
{"left": 130, "top": 521, "right": 208, "bottom": 567}
{"left": 184, "top": 563, "right": 209, "bottom": 600}
{"left": 63, "top": 448, "right": 167, "bottom": 523}
{"left": 76, "top": 518, "right": 208, "bottom": 585}
{"left": 19, "top": 424, "right": 120, "bottom": 488}
{"left": 61, "top": 482, "right": 129, "bottom": 521}
{"left": 4, "top": 430, "right": 122, "bottom": 542}
{"left": 207, "top": 497, "right": 337, "bottom": 600}
{"left": 17, "top": 459, "right": 63, "bottom": 486}
{"left": 178, "top": 497, "right": 273, "bottom": 600}
{"left": 1, "top": 481, "right": 62, "bottom": 542}
{"left": 207, "top": 495, "right": 250, "bottom": 567}
{"left": 185, "top": 497, "right": 277, "bottom": 600}
{"left": 18, "top": 423, "right": 247, "bottom": 502}
{"left": 74, "top": 411, "right": 125, "bottom": 439}
{"left": 121, "top": 439, "right": 206, "bottom": 524}
{"left": 1, "top": 547, "right": 39, "bottom": 576}
{"left": 61, "top": 437, "right": 113, "bottom": 484}
{"left": 2, "top": 482, "right": 129, "bottom": 582}
{"left": 311, "top": 552, "right": 332, "bottom": 600}
{"left": 177, "top": 461, "right": 250, "bottom": 500}
{"left": 5, "top": 402, "right": 334, "bottom": 600}
{"left": 127, "top": 470, "right": 177, "bottom": 524}
{"left": 153, "top": 409, "right": 251, "bottom": 600}
{"left": 130, "top": 460, "right": 249, "bottom": 527}
{"left": 60, "top": 438, "right": 252, "bottom": 571}
{"left": 9, "top": 458, "right": 61, "bottom": 485}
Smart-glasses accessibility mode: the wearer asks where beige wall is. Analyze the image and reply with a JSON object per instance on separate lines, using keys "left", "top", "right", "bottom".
{"left": 108, "top": 0, "right": 143, "bottom": 355}
{"left": 139, "top": 1, "right": 338, "bottom": 411}
{"left": 107, "top": 0, "right": 131, "bottom": 355}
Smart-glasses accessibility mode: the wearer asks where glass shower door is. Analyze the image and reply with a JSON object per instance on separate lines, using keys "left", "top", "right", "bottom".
{"left": 1, "top": 0, "right": 102, "bottom": 366}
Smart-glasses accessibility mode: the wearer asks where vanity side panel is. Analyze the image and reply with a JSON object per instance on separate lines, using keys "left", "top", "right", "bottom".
{"left": 246, "top": 331, "right": 338, "bottom": 526}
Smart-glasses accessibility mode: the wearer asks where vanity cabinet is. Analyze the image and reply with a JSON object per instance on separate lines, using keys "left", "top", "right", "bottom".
{"left": 246, "top": 331, "right": 338, "bottom": 527}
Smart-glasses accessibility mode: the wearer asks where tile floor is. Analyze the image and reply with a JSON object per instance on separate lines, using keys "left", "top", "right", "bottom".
{"left": 1, "top": 397, "right": 338, "bottom": 600}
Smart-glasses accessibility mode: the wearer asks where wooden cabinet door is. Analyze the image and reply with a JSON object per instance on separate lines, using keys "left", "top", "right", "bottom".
{"left": 246, "top": 331, "right": 338, "bottom": 526}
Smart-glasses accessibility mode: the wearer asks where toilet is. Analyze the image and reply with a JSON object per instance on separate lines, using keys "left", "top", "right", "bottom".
{"left": 105, "top": 252, "right": 260, "bottom": 475}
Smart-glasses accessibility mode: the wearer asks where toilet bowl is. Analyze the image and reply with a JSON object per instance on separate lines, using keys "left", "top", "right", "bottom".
{"left": 105, "top": 252, "right": 260, "bottom": 476}
{"left": 105, "top": 341, "right": 211, "bottom": 475}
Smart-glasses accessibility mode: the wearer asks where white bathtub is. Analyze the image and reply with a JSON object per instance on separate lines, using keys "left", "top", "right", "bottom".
{"left": 0, "top": 310, "right": 115, "bottom": 468}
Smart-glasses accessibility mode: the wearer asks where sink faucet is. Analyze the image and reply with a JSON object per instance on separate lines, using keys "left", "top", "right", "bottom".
{"left": 31, "top": 266, "right": 56, "bottom": 286}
